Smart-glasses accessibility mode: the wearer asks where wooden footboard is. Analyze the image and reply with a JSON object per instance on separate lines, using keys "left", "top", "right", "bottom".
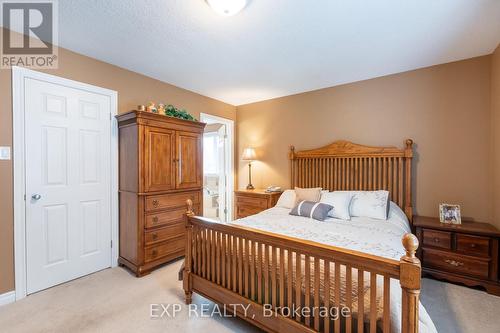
{"left": 183, "top": 199, "right": 421, "bottom": 333}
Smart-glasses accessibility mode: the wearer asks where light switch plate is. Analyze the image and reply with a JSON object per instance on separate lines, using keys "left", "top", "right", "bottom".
{"left": 0, "top": 146, "right": 11, "bottom": 160}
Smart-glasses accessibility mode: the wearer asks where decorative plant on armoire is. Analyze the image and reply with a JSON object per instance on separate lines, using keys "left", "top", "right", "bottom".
{"left": 139, "top": 102, "right": 198, "bottom": 121}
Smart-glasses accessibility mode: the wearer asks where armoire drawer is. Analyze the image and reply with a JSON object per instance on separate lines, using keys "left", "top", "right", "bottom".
{"left": 145, "top": 204, "right": 199, "bottom": 229}
{"left": 144, "top": 236, "right": 185, "bottom": 263}
{"left": 144, "top": 223, "right": 185, "bottom": 246}
{"left": 145, "top": 191, "right": 200, "bottom": 212}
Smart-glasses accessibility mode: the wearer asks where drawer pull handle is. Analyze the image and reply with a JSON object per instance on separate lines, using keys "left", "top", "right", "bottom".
{"left": 471, "top": 244, "right": 476, "bottom": 248}
{"left": 152, "top": 216, "right": 159, "bottom": 224}
{"left": 152, "top": 233, "right": 158, "bottom": 240}
{"left": 445, "top": 259, "right": 464, "bottom": 267}
{"left": 152, "top": 200, "right": 159, "bottom": 208}
{"left": 433, "top": 238, "right": 440, "bottom": 243}
{"left": 152, "top": 249, "right": 158, "bottom": 257}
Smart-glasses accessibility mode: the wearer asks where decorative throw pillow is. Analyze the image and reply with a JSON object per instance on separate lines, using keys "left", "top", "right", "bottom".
{"left": 319, "top": 191, "right": 353, "bottom": 220}
{"left": 345, "top": 190, "right": 390, "bottom": 220}
{"left": 290, "top": 200, "right": 333, "bottom": 221}
{"left": 294, "top": 187, "right": 322, "bottom": 203}
{"left": 275, "top": 190, "right": 296, "bottom": 209}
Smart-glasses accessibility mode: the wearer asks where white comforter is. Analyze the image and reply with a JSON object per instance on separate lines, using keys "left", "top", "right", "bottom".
{"left": 233, "top": 206, "right": 438, "bottom": 333}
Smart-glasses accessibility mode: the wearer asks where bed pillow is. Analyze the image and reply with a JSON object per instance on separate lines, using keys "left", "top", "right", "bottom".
{"left": 275, "top": 190, "right": 296, "bottom": 209}
{"left": 290, "top": 200, "right": 333, "bottom": 221}
{"left": 388, "top": 201, "right": 408, "bottom": 221}
{"left": 294, "top": 187, "right": 322, "bottom": 202}
{"left": 346, "top": 190, "right": 390, "bottom": 220}
{"left": 319, "top": 191, "right": 353, "bottom": 220}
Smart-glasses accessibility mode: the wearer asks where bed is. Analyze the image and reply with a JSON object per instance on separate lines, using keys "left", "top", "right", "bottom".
{"left": 182, "top": 139, "right": 436, "bottom": 333}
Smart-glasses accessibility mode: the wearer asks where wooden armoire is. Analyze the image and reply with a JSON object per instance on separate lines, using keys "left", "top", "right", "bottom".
{"left": 117, "top": 110, "right": 205, "bottom": 276}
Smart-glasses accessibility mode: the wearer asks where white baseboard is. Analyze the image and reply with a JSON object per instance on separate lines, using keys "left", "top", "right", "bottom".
{"left": 0, "top": 291, "right": 15, "bottom": 306}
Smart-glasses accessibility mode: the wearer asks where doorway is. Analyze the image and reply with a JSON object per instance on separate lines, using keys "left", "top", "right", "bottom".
{"left": 13, "top": 67, "right": 118, "bottom": 299}
{"left": 200, "top": 113, "right": 234, "bottom": 222}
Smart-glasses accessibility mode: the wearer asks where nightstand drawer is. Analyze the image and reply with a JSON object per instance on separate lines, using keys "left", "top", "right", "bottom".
{"left": 236, "top": 205, "right": 263, "bottom": 218}
{"left": 456, "top": 234, "right": 490, "bottom": 257}
{"left": 423, "top": 229, "right": 451, "bottom": 250}
{"left": 235, "top": 195, "right": 268, "bottom": 208}
{"left": 423, "top": 248, "right": 489, "bottom": 279}
{"left": 234, "top": 190, "right": 282, "bottom": 219}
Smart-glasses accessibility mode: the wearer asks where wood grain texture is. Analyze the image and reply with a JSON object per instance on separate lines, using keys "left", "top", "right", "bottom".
{"left": 414, "top": 215, "right": 500, "bottom": 295}
{"left": 290, "top": 139, "right": 414, "bottom": 222}
{"left": 184, "top": 214, "right": 422, "bottom": 333}
{"left": 235, "top": 189, "right": 282, "bottom": 219}
{"left": 117, "top": 111, "right": 205, "bottom": 276}
{"left": 184, "top": 140, "right": 422, "bottom": 333}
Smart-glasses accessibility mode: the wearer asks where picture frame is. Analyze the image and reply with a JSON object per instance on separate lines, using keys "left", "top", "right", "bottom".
{"left": 439, "top": 203, "right": 461, "bottom": 224}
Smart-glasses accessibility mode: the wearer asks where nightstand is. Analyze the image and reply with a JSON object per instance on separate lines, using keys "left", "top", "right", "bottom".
{"left": 234, "top": 189, "right": 282, "bottom": 219}
{"left": 414, "top": 216, "right": 500, "bottom": 295}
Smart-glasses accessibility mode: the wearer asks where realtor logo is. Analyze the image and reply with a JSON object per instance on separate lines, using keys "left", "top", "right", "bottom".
{"left": 1, "top": 0, "right": 58, "bottom": 68}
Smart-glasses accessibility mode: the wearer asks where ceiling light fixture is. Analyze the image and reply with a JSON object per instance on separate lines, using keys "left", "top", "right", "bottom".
{"left": 206, "top": 0, "right": 248, "bottom": 16}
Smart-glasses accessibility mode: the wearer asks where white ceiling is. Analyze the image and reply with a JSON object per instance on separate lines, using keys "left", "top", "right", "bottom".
{"left": 53, "top": 1, "right": 500, "bottom": 105}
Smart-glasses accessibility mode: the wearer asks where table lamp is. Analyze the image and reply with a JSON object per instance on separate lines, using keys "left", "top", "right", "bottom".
{"left": 242, "top": 147, "right": 257, "bottom": 190}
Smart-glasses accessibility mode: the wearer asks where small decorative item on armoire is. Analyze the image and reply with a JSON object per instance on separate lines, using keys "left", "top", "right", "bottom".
{"left": 137, "top": 104, "right": 146, "bottom": 111}
{"left": 146, "top": 102, "right": 157, "bottom": 113}
{"left": 242, "top": 147, "right": 257, "bottom": 190}
{"left": 439, "top": 203, "right": 461, "bottom": 224}
{"left": 157, "top": 103, "right": 166, "bottom": 114}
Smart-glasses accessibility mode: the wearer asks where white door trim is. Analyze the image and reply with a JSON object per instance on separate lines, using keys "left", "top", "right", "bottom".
{"left": 12, "top": 66, "right": 119, "bottom": 300}
{"left": 200, "top": 113, "right": 235, "bottom": 221}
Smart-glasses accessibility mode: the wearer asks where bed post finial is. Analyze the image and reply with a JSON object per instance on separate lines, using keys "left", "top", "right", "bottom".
{"left": 405, "top": 139, "right": 413, "bottom": 149}
{"left": 400, "top": 233, "right": 421, "bottom": 333}
{"left": 402, "top": 233, "right": 419, "bottom": 262}
{"left": 186, "top": 199, "right": 195, "bottom": 217}
{"left": 289, "top": 145, "right": 295, "bottom": 159}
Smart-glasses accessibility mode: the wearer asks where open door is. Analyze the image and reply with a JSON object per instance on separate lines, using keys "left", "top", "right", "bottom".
{"left": 203, "top": 123, "right": 228, "bottom": 222}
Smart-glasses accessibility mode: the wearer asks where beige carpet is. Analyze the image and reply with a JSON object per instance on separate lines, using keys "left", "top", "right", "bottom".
{"left": 0, "top": 260, "right": 499, "bottom": 333}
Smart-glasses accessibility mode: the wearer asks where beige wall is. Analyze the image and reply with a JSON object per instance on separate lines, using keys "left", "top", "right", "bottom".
{"left": 492, "top": 45, "right": 500, "bottom": 224}
{"left": 0, "top": 28, "right": 236, "bottom": 294}
{"left": 237, "top": 56, "right": 494, "bottom": 226}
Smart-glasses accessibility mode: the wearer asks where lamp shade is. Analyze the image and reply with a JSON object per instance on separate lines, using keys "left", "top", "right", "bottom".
{"left": 242, "top": 147, "right": 257, "bottom": 161}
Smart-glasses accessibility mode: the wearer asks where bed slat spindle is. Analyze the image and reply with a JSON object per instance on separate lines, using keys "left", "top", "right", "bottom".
{"left": 324, "top": 261, "right": 330, "bottom": 333}
{"left": 370, "top": 272, "right": 377, "bottom": 333}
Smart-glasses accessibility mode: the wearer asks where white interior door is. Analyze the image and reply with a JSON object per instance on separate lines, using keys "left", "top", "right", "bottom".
{"left": 24, "top": 77, "right": 112, "bottom": 294}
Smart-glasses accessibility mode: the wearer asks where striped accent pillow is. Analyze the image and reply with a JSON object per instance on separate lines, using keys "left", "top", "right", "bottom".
{"left": 289, "top": 200, "right": 333, "bottom": 221}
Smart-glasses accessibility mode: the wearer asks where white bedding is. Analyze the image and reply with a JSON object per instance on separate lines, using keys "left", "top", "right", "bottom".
{"left": 233, "top": 205, "right": 437, "bottom": 333}
{"left": 234, "top": 206, "right": 411, "bottom": 260}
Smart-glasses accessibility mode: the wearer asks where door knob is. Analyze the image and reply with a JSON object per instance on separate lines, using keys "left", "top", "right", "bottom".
{"left": 31, "top": 194, "right": 42, "bottom": 200}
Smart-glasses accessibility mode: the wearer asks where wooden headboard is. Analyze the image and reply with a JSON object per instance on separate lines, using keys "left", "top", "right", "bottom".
{"left": 289, "top": 139, "right": 414, "bottom": 222}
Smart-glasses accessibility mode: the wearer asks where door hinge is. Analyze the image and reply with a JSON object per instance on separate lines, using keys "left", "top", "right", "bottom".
{"left": 24, "top": 194, "right": 26, "bottom": 201}
{"left": 110, "top": 240, "right": 113, "bottom": 248}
